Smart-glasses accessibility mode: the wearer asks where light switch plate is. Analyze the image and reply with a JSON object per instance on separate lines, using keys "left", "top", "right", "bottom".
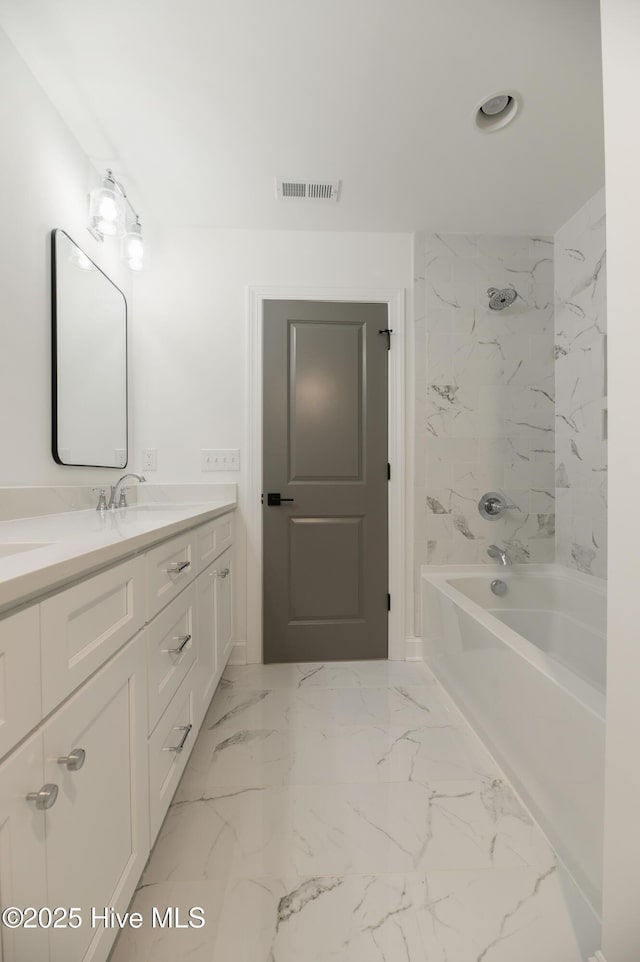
{"left": 201, "top": 449, "right": 240, "bottom": 472}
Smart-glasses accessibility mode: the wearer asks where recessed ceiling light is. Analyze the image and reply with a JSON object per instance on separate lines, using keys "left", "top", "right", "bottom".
{"left": 481, "top": 94, "right": 511, "bottom": 116}
{"left": 473, "top": 91, "right": 520, "bottom": 132}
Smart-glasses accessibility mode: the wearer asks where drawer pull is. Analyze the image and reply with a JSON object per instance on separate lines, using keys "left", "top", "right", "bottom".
{"left": 26, "top": 783, "right": 59, "bottom": 810}
{"left": 57, "top": 748, "right": 86, "bottom": 772}
{"left": 166, "top": 560, "right": 191, "bottom": 574}
{"left": 213, "top": 567, "right": 230, "bottom": 579}
{"left": 162, "top": 634, "right": 192, "bottom": 655}
{"left": 164, "top": 724, "right": 193, "bottom": 754}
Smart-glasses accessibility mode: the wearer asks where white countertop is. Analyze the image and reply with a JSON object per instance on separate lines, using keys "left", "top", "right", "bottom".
{"left": 0, "top": 499, "right": 236, "bottom": 616}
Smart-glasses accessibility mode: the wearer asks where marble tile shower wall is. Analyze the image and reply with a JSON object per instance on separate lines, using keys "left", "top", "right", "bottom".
{"left": 415, "top": 233, "right": 556, "bottom": 566}
{"left": 554, "top": 189, "right": 607, "bottom": 578}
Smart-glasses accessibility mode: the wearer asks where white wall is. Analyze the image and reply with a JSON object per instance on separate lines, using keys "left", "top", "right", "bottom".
{"left": 0, "top": 26, "right": 133, "bottom": 486}
{"left": 554, "top": 189, "right": 607, "bottom": 579}
{"left": 600, "top": 2, "right": 640, "bottom": 959}
{"left": 133, "top": 228, "right": 413, "bottom": 650}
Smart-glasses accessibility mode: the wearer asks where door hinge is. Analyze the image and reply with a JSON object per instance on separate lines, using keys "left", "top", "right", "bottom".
{"left": 387, "top": 462, "right": 391, "bottom": 480}
{"left": 378, "top": 328, "right": 393, "bottom": 350}
{"left": 387, "top": 593, "right": 391, "bottom": 611}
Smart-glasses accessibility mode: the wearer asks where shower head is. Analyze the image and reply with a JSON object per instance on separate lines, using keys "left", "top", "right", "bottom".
{"left": 487, "top": 287, "right": 518, "bottom": 310}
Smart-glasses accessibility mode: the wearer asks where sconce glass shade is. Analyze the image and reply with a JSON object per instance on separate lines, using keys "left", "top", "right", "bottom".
{"left": 121, "top": 221, "right": 144, "bottom": 271}
{"left": 88, "top": 180, "right": 125, "bottom": 237}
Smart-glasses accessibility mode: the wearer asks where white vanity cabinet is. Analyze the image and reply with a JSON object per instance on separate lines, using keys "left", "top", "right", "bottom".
{"left": 42, "top": 635, "right": 148, "bottom": 962}
{"left": 40, "top": 555, "right": 145, "bottom": 716}
{"left": 146, "top": 583, "right": 197, "bottom": 732}
{"left": 0, "top": 732, "right": 49, "bottom": 962}
{"left": 148, "top": 663, "right": 198, "bottom": 842}
{"left": 0, "top": 605, "right": 41, "bottom": 759}
{"left": 195, "top": 511, "right": 233, "bottom": 573}
{"left": 195, "top": 545, "right": 234, "bottom": 726}
{"left": 148, "top": 511, "right": 234, "bottom": 822}
{"left": 214, "top": 547, "right": 234, "bottom": 679}
{"left": 0, "top": 636, "right": 148, "bottom": 962}
{"left": 0, "top": 506, "right": 235, "bottom": 962}
{"left": 146, "top": 529, "right": 197, "bottom": 619}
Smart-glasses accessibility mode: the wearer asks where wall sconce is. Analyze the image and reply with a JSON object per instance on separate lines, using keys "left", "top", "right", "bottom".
{"left": 88, "top": 168, "right": 144, "bottom": 271}
{"left": 121, "top": 218, "right": 144, "bottom": 272}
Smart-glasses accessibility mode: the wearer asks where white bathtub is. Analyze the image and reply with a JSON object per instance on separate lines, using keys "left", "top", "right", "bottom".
{"left": 421, "top": 563, "right": 606, "bottom": 913}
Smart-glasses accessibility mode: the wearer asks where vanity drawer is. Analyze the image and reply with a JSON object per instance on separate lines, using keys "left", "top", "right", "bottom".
{"left": 148, "top": 665, "right": 197, "bottom": 843}
{"left": 146, "top": 584, "right": 197, "bottom": 733}
{"left": 196, "top": 511, "right": 234, "bottom": 573}
{"left": 0, "top": 605, "right": 41, "bottom": 759}
{"left": 41, "top": 556, "right": 145, "bottom": 716}
{"left": 146, "top": 530, "right": 197, "bottom": 620}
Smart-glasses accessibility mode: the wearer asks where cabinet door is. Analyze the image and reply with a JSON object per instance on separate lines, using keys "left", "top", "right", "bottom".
{"left": 194, "top": 549, "right": 234, "bottom": 724}
{"left": 195, "top": 564, "right": 218, "bottom": 724}
{"left": 42, "top": 636, "right": 149, "bottom": 962}
{"left": 0, "top": 733, "right": 48, "bottom": 962}
{"left": 215, "top": 548, "right": 234, "bottom": 671}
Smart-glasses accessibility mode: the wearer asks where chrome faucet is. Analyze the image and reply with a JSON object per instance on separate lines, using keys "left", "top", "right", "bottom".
{"left": 108, "top": 473, "right": 146, "bottom": 509}
{"left": 487, "top": 544, "right": 512, "bottom": 566}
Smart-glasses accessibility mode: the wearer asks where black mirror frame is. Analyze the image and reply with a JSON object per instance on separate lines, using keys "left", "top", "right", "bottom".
{"left": 51, "top": 228, "right": 129, "bottom": 469}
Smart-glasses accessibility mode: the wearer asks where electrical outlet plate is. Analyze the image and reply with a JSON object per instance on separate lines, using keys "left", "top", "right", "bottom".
{"left": 143, "top": 449, "right": 158, "bottom": 471}
{"left": 114, "top": 449, "right": 127, "bottom": 468}
{"left": 201, "top": 449, "right": 240, "bottom": 472}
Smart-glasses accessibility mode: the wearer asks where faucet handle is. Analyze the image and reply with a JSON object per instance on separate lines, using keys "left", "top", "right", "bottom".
{"left": 94, "top": 488, "right": 107, "bottom": 511}
{"left": 118, "top": 487, "right": 128, "bottom": 508}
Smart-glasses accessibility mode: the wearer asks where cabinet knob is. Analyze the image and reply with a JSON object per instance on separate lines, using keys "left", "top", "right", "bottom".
{"left": 57, "top": 748, "right": 86, "bottom": 772}
{"left": 213, "top": 567, "right": 230, "bottom": 579}
{"left": 26, "top": 784, "right": 59, "bottom": 810}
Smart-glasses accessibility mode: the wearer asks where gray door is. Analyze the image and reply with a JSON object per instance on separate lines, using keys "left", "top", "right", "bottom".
{"left": 263, "top": 300, "right": 389, "bottom": 663}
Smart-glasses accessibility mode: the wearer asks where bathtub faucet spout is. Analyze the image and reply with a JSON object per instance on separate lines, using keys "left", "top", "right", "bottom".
{"left": 487, "top": 544, "right": 512, "bottom": 566}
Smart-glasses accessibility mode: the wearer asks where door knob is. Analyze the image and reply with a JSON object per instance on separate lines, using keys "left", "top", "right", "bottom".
{"left": 57, "top": 748, "right": 86, "bottom": 771}
{"left": 266, "top": 493, "right": 294, "bottom": 506}
{"left": 26, "top": 784, "right": 59, "bottom": 809}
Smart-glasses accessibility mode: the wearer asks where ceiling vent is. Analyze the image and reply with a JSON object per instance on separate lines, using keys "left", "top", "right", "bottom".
{"left": 276, "top": 178, "right": 341, "bottom": 202}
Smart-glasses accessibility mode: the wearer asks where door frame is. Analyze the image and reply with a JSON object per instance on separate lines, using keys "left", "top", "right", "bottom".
{"left": 245, "top": 286, "right": 406, "bottom": 663}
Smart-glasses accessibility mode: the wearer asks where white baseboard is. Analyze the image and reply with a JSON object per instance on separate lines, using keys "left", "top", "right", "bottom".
{"left": 231, "top": 638, "right": 422, "bottom": 665}
{"left": 229, "top": 639, "right": 247, "bottom": 665}
{"left": 404, "top": 636, "right": 423, "bottom": 661}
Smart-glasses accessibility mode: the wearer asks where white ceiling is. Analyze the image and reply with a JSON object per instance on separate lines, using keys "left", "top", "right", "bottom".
{"left": 0, "top": 0, "right": 605, "bottom": 234}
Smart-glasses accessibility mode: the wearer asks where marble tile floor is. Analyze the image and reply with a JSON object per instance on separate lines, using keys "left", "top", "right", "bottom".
{"left": 111, "top": 660, "right": 593, "bottom": 961}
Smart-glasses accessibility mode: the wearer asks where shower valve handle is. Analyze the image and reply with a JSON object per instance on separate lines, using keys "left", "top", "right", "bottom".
{"left": 478, "top": 492, "right": 517, "bottom": 520}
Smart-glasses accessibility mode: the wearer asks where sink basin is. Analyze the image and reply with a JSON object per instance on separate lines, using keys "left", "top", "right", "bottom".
{"left": 0, "top": 543, "right": 53, "bottom": 558}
